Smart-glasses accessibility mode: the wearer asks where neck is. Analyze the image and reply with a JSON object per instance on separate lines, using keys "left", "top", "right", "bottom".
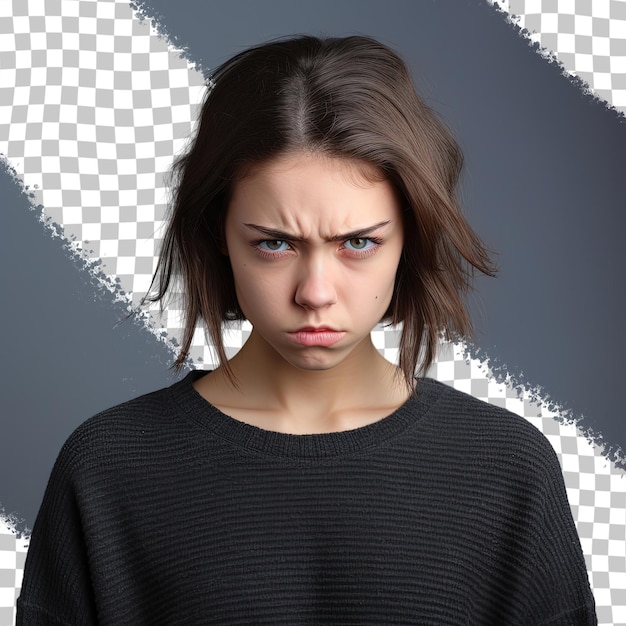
{"left": 199, "top": 330, "right": 410, "bottom": 434}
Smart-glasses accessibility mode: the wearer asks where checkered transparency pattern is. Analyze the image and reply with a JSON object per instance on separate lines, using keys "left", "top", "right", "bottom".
{"left": 0, "top": 519, "right": 27, "bottom": 626}
{"left": 0, "top": 0, "right": 206, "bottom": 343}
{"left": 0, "top": 1, "right": 624, "bottom": 624}
{"left": 489, "top": 0, "right": 626, "bottom": 114}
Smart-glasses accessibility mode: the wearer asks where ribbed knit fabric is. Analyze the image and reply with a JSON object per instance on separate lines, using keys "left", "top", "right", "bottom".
{"left": 17, "top": 372, "right": 596, "bottom": 625}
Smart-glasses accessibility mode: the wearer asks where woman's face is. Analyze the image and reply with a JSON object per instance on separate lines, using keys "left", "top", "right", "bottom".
{"left": 224, "top": 152, "right": 404, "bottom": 372}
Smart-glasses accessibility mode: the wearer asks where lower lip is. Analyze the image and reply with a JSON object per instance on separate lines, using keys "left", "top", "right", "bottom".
{"left": 288, "top": 330, "right": 345, "bottom": 347}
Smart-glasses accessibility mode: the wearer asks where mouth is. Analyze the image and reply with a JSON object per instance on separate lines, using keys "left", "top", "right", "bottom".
{"left": 288, "top": 327, "right": 346, "bottom": 347}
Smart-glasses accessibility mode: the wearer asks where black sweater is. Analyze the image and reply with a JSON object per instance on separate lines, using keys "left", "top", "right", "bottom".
{"left": 17, "top": 372, "right": 596, "bottom": 625}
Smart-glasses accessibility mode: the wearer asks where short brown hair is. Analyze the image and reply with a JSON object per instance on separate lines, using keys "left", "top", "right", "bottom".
{"left": 149, "top": 35, "right": 495, "bottom": 384}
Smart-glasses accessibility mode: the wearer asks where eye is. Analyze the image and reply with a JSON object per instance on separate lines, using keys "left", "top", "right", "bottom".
{"left": 258, "top": 240, "right": 290, "bottom": 252}
{"left": 343, "top": 238, "right": 376, "bottom": 251}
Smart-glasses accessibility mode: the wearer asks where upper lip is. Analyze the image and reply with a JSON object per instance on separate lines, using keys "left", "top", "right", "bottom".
{"left": 293, "top": 326, "right": 340, "bottom": 332}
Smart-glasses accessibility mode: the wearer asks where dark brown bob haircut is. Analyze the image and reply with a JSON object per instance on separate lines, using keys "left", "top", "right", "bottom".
{"left": 149, "top": 34, "right": 495, "bottom": 385}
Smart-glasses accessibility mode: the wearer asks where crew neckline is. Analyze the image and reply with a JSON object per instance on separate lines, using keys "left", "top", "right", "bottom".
{"left": 169, "top": 370, "right": 445, "bottom": 459}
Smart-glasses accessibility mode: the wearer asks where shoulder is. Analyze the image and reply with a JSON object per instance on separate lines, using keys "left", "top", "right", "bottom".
{"left": 415, "top": 377, "right": 564, "bottom": 482}
{"left": 417, "top": 376, "right": 552, "bottom": 442}
{"left": 53, "top": 371, "right": 204, "bottom": 477}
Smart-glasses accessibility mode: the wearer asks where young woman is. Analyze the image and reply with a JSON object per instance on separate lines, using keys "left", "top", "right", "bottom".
{"left": 17, "top": 35, "right": 596, "bottom": 624}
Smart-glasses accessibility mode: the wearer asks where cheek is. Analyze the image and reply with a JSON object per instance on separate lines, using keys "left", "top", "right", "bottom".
{"left": 231, "top": 267, "right": 285, "bottom": 320}
{"left": 342, "top": 267, "right": 397, "bottom": 320}
{"left": 371, "top": 253, "right": 402, "bottom": 293}
{"left": 370, "top": 253, "right": 402, "bottom": 309}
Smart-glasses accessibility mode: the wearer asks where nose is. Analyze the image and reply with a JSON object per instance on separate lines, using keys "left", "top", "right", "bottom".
{"left": 294, "top": 255, "right": 337, "bottom": 310}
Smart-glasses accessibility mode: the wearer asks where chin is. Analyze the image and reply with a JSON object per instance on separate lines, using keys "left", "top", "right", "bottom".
{"left": 275, "top": 348, "right": 344, "bottom": 372}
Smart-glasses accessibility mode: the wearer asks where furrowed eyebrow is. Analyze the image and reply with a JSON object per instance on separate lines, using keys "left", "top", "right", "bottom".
{"left": 327, "top": 221, "right": 392, "bottom": 242}
{"left": 244, "top": 224, "right": 304, "bottom": 241}
{"left": 243, "top": 220, "right": 391, "bottom": 242}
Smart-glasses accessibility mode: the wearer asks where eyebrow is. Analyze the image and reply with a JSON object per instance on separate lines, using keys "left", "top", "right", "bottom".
{"left": 243, "top": 220, "right": 391, "bottom": 242}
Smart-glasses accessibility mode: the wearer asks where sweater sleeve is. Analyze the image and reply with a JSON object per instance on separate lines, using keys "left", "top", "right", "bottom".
{"left": 16, "top": 436, "right": 98, "bottom": 625}
{"left": 521, "top": 435, "right": 598, "bottom": 626}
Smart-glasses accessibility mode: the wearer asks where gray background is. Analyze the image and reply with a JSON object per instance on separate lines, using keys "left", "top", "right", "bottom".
{"left": 1, "top": 0, "right": 624, "bottom": 528}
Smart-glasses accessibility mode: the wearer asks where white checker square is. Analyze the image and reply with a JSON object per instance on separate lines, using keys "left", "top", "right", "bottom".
{"left": 11, "top": 15, "right": 29, "bottom": 33}
{"left": 81, "top": 223, "right": 102, "bottom": 241}
{"left": 542, "top": 13, "right": 560, "bottom": 32}
{"left": 95, "top": 1, "right": 115, "bottom": 20}
{"left": 611, "top": 505, "right": 626, "bottom": 525}
{"left": 611, "top": 90, "right": 626, "bottom": 106}
{"left": 594, "top": 587, "right": 612, "bottom": 607}
{"left": 133, "top": 274, "right": 152, "bottom": 293}
{"left": 611, "top": 55, "right": 626, "bottom": 72}
{"left": 371, "top": 329, "right": 385, "bottom": 350}
{"left": 0, "top": 550, "right": 15, "bottom": 571}
{"left": 454, "top": 379, "right": 473, "bottom": 395}
{"left": 559, "top": 32, "right": 578, "bottom": 52}
{"left": 99, "top": 239, "right": 119, "bottom": 258}
{"left": 596, "top": 1, "right": 612, "bottom": 20}
{"left": 609, "top": 18, "right": 626, "bottom": 39}
{"left": 0, "top": 587, "right": 15, "bottom": 609}
{"left": 592, "top": 36, "right": 611, "bottom": 56}
{"left": 118, "top": 222, "right": 137, "bottom": 239}
{"left": 575, "top": 14, "right": 593, "bottom": 35}
{"left": 62, "top": 30, "right": 79, "bottom": 49}
{"left": 575, "top": 53, "right": 594, "bottom": 71}
{"left": 116, "top": 257, "right": 136, "bottom": 275}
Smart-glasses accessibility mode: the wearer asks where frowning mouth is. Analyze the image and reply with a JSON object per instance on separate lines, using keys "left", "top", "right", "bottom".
{"left": 288, "top": 327, "right": 346, "bottom": 347}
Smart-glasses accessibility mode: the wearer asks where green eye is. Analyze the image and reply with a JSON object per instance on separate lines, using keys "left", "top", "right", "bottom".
{"left": 345, "top": 238, "right": 370, "bottom": 251}
{"left": 259, "top": 240, "right": 289, "bottom": 252}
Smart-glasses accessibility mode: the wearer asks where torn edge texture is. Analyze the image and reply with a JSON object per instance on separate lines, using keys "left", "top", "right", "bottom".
{"left": 464, "top": 340, "right": 626, "bottom": 470}
{"left": 0, "top": 503, "right": 30, "bottom": 543}
{"left": 129, "top": 0, "right": 210, "bottom": 78}
{"left": 486, "top": 0, "right": 626, "bottom": 120}
{"left": 0, "top": 155, "right": 181, "bottom": 365}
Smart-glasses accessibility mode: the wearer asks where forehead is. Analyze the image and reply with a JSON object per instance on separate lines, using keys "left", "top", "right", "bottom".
{"left": 227, "top": 152, "right": 400, "bottom": 233}
{"left": 252, "top": 150, "right": 383, "bottom": 179}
